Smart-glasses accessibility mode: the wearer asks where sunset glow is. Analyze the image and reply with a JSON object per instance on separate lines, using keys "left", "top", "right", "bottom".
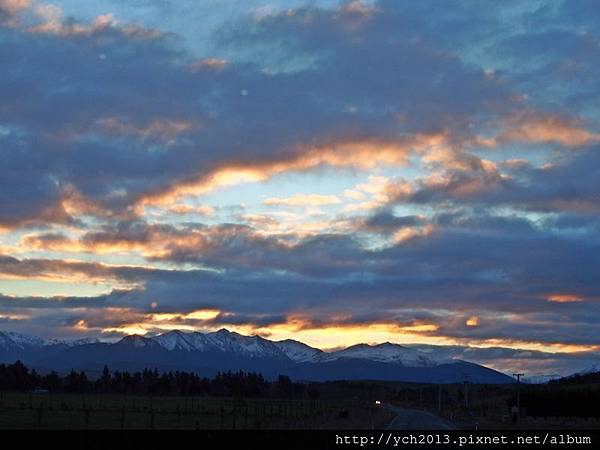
{"left": 1, "top": 0, "right": 599, "bottom": 376}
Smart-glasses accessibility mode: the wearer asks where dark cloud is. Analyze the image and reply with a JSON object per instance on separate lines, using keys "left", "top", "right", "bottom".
{"left": 0, "top": 0, "right": 522, "bottom": 226}
{"left": 359, "top": 211, "right": 424, "bottom": 233}
{"left": 1, "top": 0, "right": 600, "bottom": 375}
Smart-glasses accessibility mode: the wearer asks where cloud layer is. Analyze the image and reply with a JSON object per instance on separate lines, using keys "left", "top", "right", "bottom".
{"left": 1, "top": 0, "right": 600, "bottom": 375}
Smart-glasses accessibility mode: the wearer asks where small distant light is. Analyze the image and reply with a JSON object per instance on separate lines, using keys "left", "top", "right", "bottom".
{"left": 375, "top": 400, "right": 381, "bottom": 405}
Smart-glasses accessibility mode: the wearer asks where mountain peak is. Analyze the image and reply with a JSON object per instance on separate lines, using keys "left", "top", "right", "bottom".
{"left": 0, "top": 328, "right": 514, "bottom": 383}
{"left": 273, "top": 339, "right": 323, "bottom": 363}
{"left": 152, "top": 330, "right": 210, "bottom": 351}
{"left": 0, "top": 331, "right": 46, "bottom": 350}
{"left": 318, "top": 340, "right": 437, "bottom": 367}
{"left": 118, "top": 334, "right": 157, "bottom": 348}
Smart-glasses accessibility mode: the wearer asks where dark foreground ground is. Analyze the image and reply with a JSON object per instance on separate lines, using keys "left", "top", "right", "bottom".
{"left": 1, "top": 377, "right": 599, "bottom": 429}
{"left": 0, "top": 391, "right": 395, "bottom": 429}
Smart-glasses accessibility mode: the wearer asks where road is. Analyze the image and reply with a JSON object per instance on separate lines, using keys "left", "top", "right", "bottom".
{"left": 384, "top": 404, "right": 454, "bottom": 430}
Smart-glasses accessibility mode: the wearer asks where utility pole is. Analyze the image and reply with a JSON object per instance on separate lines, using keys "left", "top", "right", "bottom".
{"left": 513, "top": 373, "right": 524, "bottom": 416}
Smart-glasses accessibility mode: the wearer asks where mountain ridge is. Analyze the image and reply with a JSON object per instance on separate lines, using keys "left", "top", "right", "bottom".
{"left": 0, "top": 329, "right": 514, "bottom": 384}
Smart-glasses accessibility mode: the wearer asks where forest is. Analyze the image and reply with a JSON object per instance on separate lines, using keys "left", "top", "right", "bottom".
{"left": 0, "top": 360, "right": 314, "bottom": 399}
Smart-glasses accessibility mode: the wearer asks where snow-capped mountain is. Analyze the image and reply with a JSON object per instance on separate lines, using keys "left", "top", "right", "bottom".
{"left": 203, "top": 329, "right": 287, "bottom": 359}
{"left": 147, "top": 331, "right": 439, "bottom": 366}
{"left": 152, "top": 330, "right": 212, "bottom": 351}
{"left": 0, "top": 328, "right": 515, "bottom": 383}
{"left": 316, "top": 342, "right": 440, "bottom": 367}
{"left": 273, "top": 339, "right": 324, "bottom": 362}
{"left": 151, "top": 329, "right": 288, "bottom": 359}
{"left": 0, "top": 331, "right": 100, "bottom": 351}
{"left": 0, "top": 331, "right": 46, "bottom": 350}
{"left": 117, "top": 334, "right": 162, "bottom": 349}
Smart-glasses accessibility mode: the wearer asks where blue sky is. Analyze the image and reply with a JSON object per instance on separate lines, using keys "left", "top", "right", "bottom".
{"left": 1, "top": 0, "right": 600, "bottom": 376}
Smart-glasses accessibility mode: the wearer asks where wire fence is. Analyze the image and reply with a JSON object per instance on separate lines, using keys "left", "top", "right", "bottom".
{"left": 0, "top": 392, "right": 356, "bottom": 429}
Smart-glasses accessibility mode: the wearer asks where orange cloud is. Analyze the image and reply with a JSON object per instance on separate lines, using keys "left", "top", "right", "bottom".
{"left": 393, "top": 224, "right": 436, "bottom": 244}
{"left": 27, "top": 6, "right": 119, "bottom": 37}
{"left": 100, "top": 308, "right": 224, "bottom": 335}
{"left": 478, "top": 111, "right": 600, "bottom": 148}
{"left": 470, "top": 338, "right": 598, "bottom": 354}
{"left": 14, "top": 2, "right": 159, "bottom": 39}
{"left": 137, "top": 134, "right": 445, "bottom": 207}
{"left": 0, "top": 0, "right": 29, "bottom": 14}
{"left": 340, "top": 0, "right": 376, "bottom": 18}
{"left": 20, "top": 232, "right": 82, "bottom": 253}
{"left": 342, "top": 175, "right": 402, "bottom": 212}
{"left": 66, "top": 308, "right": 600, "bottom": 356}
{"left": 465, "top": 316, "right": 479, "bottom": 327}
{"left": 165, "top": 204, "right": 215, "bottom": 216}
{"left": 0, "top": 261, "right": 142, "bottom": 291}
{"left": 190, "top": 58, "right": 229, "bottom": 71}
{"left": 547, "top": 294, "right": 583, "bottom": 303}
{"left": 264, "top": 193, "right": 341, "bottom": 207}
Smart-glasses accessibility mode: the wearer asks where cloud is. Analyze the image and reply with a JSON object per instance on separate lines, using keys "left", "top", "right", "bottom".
{"left": 547, "top": 294, "right": 583, "bottom": 303}
{"left": 0, "top": 0, "right": 522, "bottom": 226}
{"left": 486, "top": 111, "right": 600, "bottom": 148}
{"left": 0, "top": 0, "right": 28, "bottom": 15}
{"left": 264, "top": 193, "right": 341, "bottom": 207}
{"left": 95, "top": 117, "right": 198, "bottom": 141}
{"left": 2, "top": 0, "right": 600, "bottom": 375}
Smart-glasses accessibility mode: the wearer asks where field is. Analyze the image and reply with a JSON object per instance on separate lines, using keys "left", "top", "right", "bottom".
{"left": 1, "top": 378, "right": 599, "bottom": 429}
{"left": 0, "top": 391, "right": 393, "bottom": 429}
{"left": 381, "top": 382, "right": 600, "bottom": 430}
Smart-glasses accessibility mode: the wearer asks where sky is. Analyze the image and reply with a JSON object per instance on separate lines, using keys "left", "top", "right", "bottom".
{"left": 1, "top": 0, "right": 600, "bottom": 376}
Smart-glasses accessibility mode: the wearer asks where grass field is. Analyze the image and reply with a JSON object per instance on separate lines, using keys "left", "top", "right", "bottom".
{"left": 2, "top": 380, "right": 599, "bottom": 429}
{"left": 0, "top": 391, "right": 393, "bottom": 429}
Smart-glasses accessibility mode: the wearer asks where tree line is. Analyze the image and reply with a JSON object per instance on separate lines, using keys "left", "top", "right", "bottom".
{"left": 518, "top": 386, "right": 600, "bottom": 418}
{"left": 0, "top": 361, "right": 318, "bottom": 399}
{"left": 549, "top": 371, "right": 600, "bottom": 385}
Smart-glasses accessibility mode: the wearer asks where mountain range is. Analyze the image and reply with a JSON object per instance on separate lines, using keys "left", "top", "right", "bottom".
{"left": 0, "top": 329, "right": 514, "bottom": 384}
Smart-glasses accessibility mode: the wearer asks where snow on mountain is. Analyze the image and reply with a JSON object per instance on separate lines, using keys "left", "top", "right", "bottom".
{"left": 0, "top": 331, "right": 46, "bottom": 350}
{"left": 273, "top": 339, "right": 323, "bottom": 362}
{"left": 0, "top": 329, "right": 441, "bottom": 366}
{"left": 44, "top": 337, "right": 100, "bottom": 347}
{"left": 152, "top": 330, "right": 211, "bottom": 351}
{"left": 63, "top": 338, "right": 100, "bottom": 347}
{"left": 117, "top": 334, "right": 161, "bottom": 349}
{"left": 149, "top": 332, "right": 441, "bottom": 366}
{"left": 202, "top": 329, "right": 288, "bottom": 359}
{"left": 149, "top": 329, "right": 289, "bottom": 359}
{"left": 317, "top": 342, "right": 439, "bottom": 367}
{"left": 0, "top": 328, "right": 517, "bottom": 382}
{"left": 0, "top": 331, "right": 100, "bottom": 350}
